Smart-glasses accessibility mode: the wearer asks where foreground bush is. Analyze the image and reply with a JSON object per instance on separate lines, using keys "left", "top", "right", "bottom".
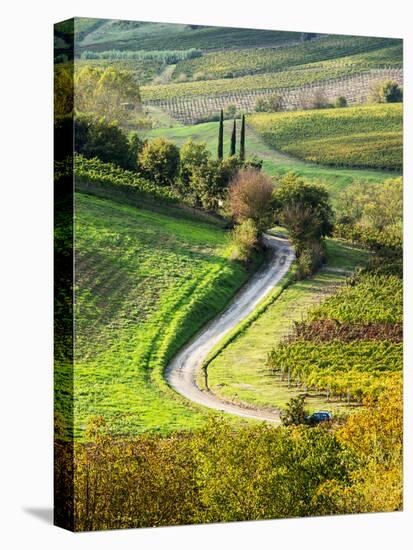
{"left": 55, "top": 385, "right": 402, "bottom": 531}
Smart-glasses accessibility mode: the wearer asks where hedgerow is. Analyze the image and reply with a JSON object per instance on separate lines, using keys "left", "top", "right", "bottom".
{"left": 74, "top": 155, "right": 180, "bottom": 204}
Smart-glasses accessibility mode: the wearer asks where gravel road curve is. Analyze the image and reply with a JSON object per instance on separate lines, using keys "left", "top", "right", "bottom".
{"left": 165, "top": 234, "right": 294, "bottom": 423}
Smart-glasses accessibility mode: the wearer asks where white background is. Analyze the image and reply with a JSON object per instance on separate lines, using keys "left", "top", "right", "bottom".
{"left": 0, "top": 0, "right": 411, "bottom": 548}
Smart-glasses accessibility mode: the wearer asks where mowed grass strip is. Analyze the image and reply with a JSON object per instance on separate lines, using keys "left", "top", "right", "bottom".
{"left": 67, "top": 193, "right": 260, "bottom": 437}
{"left": 202, "top": 240, "right": 370, "bottom": 415}
{"left": 248, "top": 103, "right": 403, "bottom": 170}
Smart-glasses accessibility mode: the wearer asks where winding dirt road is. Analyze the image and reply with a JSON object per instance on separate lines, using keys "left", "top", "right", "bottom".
{"left": 165, "top": 234, "right": 294, "bottom": 423}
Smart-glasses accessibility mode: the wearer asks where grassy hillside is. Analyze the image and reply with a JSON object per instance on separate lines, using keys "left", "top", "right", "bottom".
{"left": 143, "top": 119, "right": 400, "bottom": 200}
{"left": 173, "top": 35, "right": 400, "bottom": 80}
{"left": 202, "top": 239, "right": 370, "bottom": 415}
{"left": 76, "top": 19, "right": 300, "bottom": 52}
{"left": 248, "top": 104, "right": 402, "bottom": 170}
{"left": 63, "top": 193, "right": 261, "bottom": 437}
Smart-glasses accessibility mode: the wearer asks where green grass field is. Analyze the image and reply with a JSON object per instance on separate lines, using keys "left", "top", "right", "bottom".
{"left": 64, "top": 193, "right": 263, "bottom": 437}
{"left": 143, "top": 118, "right": 400, "bottom": 202}
{"left": 77, "top": 19, "right": 300, "bottom": 52}
{"left": 248, "top": 104, "right": 403, "bottom": 170}
{"left": 201, "top": 239, "right": 370, "bottom": 415}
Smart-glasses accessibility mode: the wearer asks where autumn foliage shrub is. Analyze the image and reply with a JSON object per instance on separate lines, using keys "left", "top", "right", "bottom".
{"left": 228, "top": 168, "right": 274, "bottom": 230}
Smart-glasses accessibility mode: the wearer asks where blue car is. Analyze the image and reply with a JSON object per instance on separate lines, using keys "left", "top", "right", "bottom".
{"left": 305, "top": 411, "right": 333, "bottom": 425}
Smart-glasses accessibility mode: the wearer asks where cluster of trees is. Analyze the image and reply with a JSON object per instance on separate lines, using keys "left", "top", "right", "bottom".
{"left": 74, "top": 65, "right": 141, "bottom": 125}
{"left": 72, "top": 108, "right": 270, "bottom": 215}
{"left": 55, "top": 382, "right": 401, "bottom": 531}
{"left": 255, "top": 93, "right": 283, "bottom": 113}
{"left": 370, "top": 80, "right": 403, "bottom": 103}
{"left": 55, "top": 64, "right": 142, "bottom": 123}
{"left": 273, "top": 173, "right": 333, "bottom": 278}
{"left": 226, "top": 169, "right": 333, "bottom": 271}
{"left": 80, "top": 48, "right": 202, "bottom": 64}
{"left": 335, "top": 178, "right": 402, "bottom": 269}
{"left": 217, "top": 110, "right": 246, "bottom": 160}
{"left": 74, "top": 114, "right": 142, "bottom": 170}
{"left": 72, "top": 113, "right": 259, "bottom": 212}
{"left": 255, "top": 92, "right": 347, "bottom": 113}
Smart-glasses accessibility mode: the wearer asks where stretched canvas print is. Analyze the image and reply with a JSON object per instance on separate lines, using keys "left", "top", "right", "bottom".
{"left": 54, "top": 17, "right": 403, "bottom": 531}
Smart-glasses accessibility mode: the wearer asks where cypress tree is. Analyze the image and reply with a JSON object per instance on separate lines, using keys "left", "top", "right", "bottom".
{"left": 217, "top": 109, "right": 224, "bottom": 160}
{"left": 230, "top": 119, "right": 236, "bottom": 156}
{"left": 240, "top": 114, "right": 246, "bottom": 161}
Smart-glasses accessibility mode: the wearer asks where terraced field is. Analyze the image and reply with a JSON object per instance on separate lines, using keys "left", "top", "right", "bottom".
{"left": 142, "top": 65, "right": 375, "bottom": 101}
{"left": 173, "top": 35, "right": 401, "bottom": 80}
{"left": 248, "top": 103, "right": 403, "bottom": 170}
{"left": 62, "top": 193, "right": 262, "bottom": 437}
{"left": 142, "top": 68, "right": 403, "bottom": 124}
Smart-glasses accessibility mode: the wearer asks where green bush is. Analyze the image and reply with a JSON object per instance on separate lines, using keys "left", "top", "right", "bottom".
{"left": 74, "top": 114, "right": 137, "bottom": 170}
{"left": 138, "top": 137, "right": 180, "bottom": 186}
{"left": 371, "top": 80, "right": 403, "bottom": 103}
{"left": 255, "top": 93, "right": 283, "bottom": 112}
{"left": 230, "top": 219, "right": 258, "bottom": 261}
{"left": 335, "top": 96, "right": 348, "bottom": 107}
{"left": 274, "top": 172, "right": 333, "bottom": 251}
{"left": 280, "top": 395, "right": 308, "bottom": 426}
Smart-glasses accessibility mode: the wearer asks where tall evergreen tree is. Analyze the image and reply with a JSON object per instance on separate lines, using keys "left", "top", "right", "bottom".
{"left": 230, "top": 119, "right": 236, "bottom": 156}
{"left": 217, "top": 109, "right": 224, "bottom": 160}
{"left": 240, "top": 114, "right": 246, "bottom": 161}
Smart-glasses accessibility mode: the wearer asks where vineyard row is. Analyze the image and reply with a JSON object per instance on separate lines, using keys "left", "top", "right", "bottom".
{"left": 144, "top": 68, "right": 403, "bottom": 125}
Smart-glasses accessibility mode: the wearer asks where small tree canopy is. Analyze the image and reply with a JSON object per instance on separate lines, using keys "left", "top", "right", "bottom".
{"left": 74, "top": 114, "right": 132, "bottom": 169}
{"left": 138, "top": 137, "right": 180, "bottom": 186}
{"left": 180, "top": 138, "right": 211, "bottom": 189}
{"left": 280, "top": 396, "right": 308, "bottom": 426}
{"left": 74, "top": 65, "right": 141, "bottom": 124}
